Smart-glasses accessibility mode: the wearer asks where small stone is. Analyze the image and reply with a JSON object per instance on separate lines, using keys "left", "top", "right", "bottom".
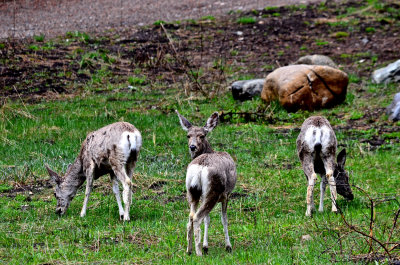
{"left": 231, "top": 79, "right": 265, "bottom": 101}
{"left": 294, "top": 54, "right": 338, "bottom": 69}
{"left": 372, "top": 59, "right": 400, "bottom": 84}
{"left": 301, "top": 234, "right": 312, "bottom": 242}
{"left": 236, "top": 31, "right": 243, "bottom": 36}
{"left": 386, "top": 92, "right": 400, "bottom": 121}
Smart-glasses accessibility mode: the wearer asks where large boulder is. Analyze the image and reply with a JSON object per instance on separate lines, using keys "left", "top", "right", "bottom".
{"left": 372, "top": 59, "right": 400, "bottom": 84}
{"left": 386, "top": 92, "right": 400, "bottom": 121}
{"left": 294, "top": 54, "right": 338, "bottom": 69}
{"left": 261, "top": 65, "right": 348, "bottom": 112}
{"left": 231, "top": 79, "right": 264, "bottom": 101}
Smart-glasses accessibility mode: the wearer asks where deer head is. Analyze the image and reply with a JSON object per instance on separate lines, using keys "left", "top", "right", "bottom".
{"left": 176, "top": 111, "right": 218, "bottom": 159}
{"left": 334, "top": 149, "right": 354, "bottom": 200}
{"left": 46, "top": 165, "right": 72, "bottom": 215}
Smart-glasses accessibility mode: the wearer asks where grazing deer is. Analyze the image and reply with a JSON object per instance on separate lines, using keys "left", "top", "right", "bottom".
{"left": 45, "top": 122, "right": 142, "bottom": 221}
{"left": 176, "top": 111, "right": 237, "bottom": 256}
{"left": 296, "top": 116, "right": 353, "bottom": 217}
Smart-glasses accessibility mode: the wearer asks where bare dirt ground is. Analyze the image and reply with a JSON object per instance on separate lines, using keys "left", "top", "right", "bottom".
{"left": 0, "top": 0, "right": 322, "bottom": 39}
{"left": 2, "top": 0, "right": 399, "bottom": 100}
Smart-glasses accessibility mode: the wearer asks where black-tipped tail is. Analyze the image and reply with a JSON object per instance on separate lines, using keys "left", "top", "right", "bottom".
{"left": 314, "top": 143, "right": 322, "bottom": 153}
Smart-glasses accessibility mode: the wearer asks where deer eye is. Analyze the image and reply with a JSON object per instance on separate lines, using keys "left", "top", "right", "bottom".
{"left": 187, "top": 135, "right": 190, "bottom": 139}
{"left": 199, "top": 135, "right": 205, "bottom": 139}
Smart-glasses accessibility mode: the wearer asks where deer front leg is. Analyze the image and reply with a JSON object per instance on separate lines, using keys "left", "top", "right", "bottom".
{"left": 319, "top": 176, "right": 327, "bottom": 212}
{"left": 113, "top": 166, "right": 132, "bottom": 221}
{"left": 221, "top": 196, "right": 232, "bottom": 252}
{"left": 80, "top": 164, "right": 95, "bottom": 218}
{"left": 111, "top": 174, "right": 124, "bottom": 220}
{"left": 322, "top": 157, "right": 337, "bottom": 213}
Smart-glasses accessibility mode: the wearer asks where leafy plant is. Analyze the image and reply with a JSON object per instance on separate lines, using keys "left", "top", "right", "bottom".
{"left": 237, "top": 17, "right": 256, "bottom": 24}
{"left": 128, "top": 76, "right": 147, "bottom": 86}
{"left": 200, "top": 15, "right": 215, "bottom": 21}
{"left": 33, "top": 34, "right": 45, "bottom": 42}
{"left": 315, "top": 39, "right": 329, "bottom": 46}
{"left": 365, "top": 27, "right": 376, "bottom": 33}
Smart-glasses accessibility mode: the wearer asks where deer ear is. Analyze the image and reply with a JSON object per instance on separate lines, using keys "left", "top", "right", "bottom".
{"left": 176, "top": 110, "right": 192, "bottom": 131}
{"left": 204, "top": 112, "right": 219, "bottom": 133}
{"left": 45, "top": 165, "right": 61, "bottom": 186}
{"left": 337, "top": 149, "right": 346, "bottom": 168}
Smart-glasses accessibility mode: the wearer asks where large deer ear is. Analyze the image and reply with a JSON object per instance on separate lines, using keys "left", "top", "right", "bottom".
{"left": 204, "top": 112, "right": 219, "bottom": 133}
{"left": 45, "top": 165, "right": 61, "bottom": 186}
{"left": 337, "top": 149, "right": 346, "bottom": 168}
{"left": 176, "top": 110, "right": 192, "bottom": 131}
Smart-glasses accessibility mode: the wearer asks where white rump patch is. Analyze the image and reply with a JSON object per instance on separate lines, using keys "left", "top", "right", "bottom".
{"left": 119, "top": 131, "right": 142, "bottom": 160}
{"left": 186, "top": 164, "right": 209, "bottom": 194}
{"left": 304, "top": 125, "right": 331, "bottom": 151}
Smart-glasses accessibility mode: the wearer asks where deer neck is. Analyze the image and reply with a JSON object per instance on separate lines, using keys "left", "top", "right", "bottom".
{"left": 60, "top": 158, "right": 85, "bottom": 200}
{"left": 191, "top": 140, "right": 214, "bottom": 160}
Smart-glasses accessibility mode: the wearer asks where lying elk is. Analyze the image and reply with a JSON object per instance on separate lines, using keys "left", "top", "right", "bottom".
{"left": 296, "top": 116, "right": 353, "bottom": 217}
{"left": 177, "top": 110, "right": 237, "bottom": 256}
{"left": 46, "top": 122, "right": 142, "bottom": 221}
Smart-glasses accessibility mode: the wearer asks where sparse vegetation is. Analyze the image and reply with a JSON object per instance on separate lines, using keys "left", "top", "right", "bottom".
{"left": 236, "top": 17, "right": 256, "bottom": 24}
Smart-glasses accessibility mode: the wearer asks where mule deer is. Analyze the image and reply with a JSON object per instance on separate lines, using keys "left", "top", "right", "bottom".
{"left": 176, "top": 111, "right": 237, "bottom": 256}
{"left": 296, "top": 116, "right": 353, "bottom": 217}
{"left": 45, "top": 122, "right": 142, "bottom": 221}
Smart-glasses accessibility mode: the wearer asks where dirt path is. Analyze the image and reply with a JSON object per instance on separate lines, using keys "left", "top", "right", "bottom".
{"left": 0, "top": 0, "right": 322, "bottom": 39}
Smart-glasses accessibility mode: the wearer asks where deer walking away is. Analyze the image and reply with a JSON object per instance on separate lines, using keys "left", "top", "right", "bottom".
{"left": 46, "top": 121, "right": 142, "bottom": 221}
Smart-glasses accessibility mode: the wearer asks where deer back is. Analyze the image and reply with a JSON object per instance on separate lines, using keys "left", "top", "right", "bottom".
{"left": 296, "top": 116, "right": 337, "bottom": 158}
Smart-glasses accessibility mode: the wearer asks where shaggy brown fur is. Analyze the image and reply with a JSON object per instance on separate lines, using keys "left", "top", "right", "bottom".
{"left": 46, "top": 122, "right": 142, "bottom": 221}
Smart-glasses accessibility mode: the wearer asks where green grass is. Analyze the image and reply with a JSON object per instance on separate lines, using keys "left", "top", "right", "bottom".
{"left": 237, "top": 17, "right": 256, "bottom": 25}
{"left": 0, "top": 77, "right": 399, "bottom": 263}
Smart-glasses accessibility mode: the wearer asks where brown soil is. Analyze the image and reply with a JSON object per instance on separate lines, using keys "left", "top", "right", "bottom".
{"left": 1, "top": 0, "right": 399, "bottom": 101}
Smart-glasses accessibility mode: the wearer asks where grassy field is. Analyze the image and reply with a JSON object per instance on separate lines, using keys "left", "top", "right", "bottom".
{"left": 1, "top": 83, "right": 399, "bottom": 264}
{"left": 1, "top": 1, "right": 400, "bottom": 264}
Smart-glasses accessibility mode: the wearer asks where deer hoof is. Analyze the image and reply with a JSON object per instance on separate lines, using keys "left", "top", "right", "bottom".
{"left": 187, "top": 250, "right": 192, "bottom": 256}
{"left": 120, "top": 215, "right": 124, "bottom": 221}
{"left": 225, "top": 246, "right": 232, "bottom": 253}
{"left": 202, "top": 246, "right": 208, "bottom": 255}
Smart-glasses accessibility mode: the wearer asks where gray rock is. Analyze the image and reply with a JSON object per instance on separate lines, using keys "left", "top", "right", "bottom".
{"left": 294, "top": 54, "right": 338, "bottom": 69}
{"left": 372, "top": 59, "right": 400, "bottom": 84}
{"left": 231, "top": 79, "right": 264, "bottom": 101}
{"left": 386, "top": 92, "right": 400, "bottom": 121}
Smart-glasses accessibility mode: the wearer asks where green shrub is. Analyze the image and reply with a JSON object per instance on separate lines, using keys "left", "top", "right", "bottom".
{"left": 237, "top": 17, "right": 256, "bottom": 24}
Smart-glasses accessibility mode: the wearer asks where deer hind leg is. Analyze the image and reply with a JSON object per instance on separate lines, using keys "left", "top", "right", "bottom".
{"left": 112, "top": 164, "right": 132, "bottom": 221}
{"left": 193, "top": 192, "right": 220, "bottom": 256}
{"left": 322, "top": 156, "right": 337, "bottom": 212}
{"left": 302, "top": 155, "right": 317, "bottom": 216}
{"left": 80, "top": 162, "right": 95, "bottom": 217}
{"left": 202, "top": 214, "right": 210, "bottom": 254}
{"left": 319, "top": 176, "right": 327, "bottom": 212}
{"left": 220, "top": 194, "right": 232, "bottom": 252}
{"left": 187, "top": 199, "right": 198, "bottom": 255}
{"left": 110, "top": 173, "right": 124, "bottom": 220}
